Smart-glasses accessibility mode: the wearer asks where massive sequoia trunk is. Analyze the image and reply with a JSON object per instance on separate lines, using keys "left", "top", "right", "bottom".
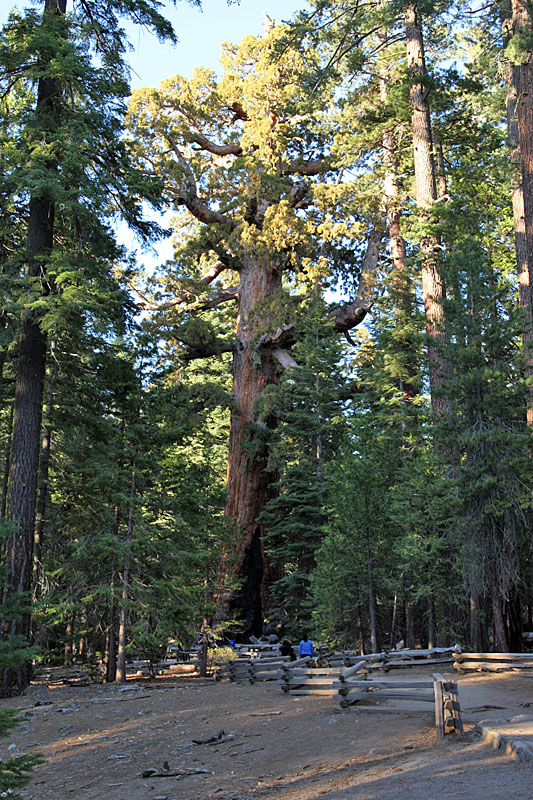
{"left": 219, "top": 255, "right": 282, "bottom": 638}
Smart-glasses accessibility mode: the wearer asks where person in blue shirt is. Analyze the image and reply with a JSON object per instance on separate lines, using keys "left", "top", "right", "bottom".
{"left": 298, "top": 632, "right": 314, "bottom": 658}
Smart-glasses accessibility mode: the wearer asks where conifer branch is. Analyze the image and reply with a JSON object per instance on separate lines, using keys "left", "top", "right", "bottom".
{"left": 271, "top": 346, "right": 299, "bottom": 369}
{"left": 127, "top": 262, "right": 237, "bottom": 312}
{"left": 180, "top": 285, "right": 240, "bottom": 312}
{"left": 179, "top": 337, "right": 236, "bottom": 361}
{"left": 189, "top": 132, "right": 243, "bottom": 157}
{"left": 244, "top": 227, "right": 384, "bottom": 364}
{"left": 165, "top": 135, "right": 239, "bottom": 231}
{"left": 284, "top": 157, "right": 332, "bottom": 176}
{"left": 328, "top": 226, "right": 384, "bottom": 332}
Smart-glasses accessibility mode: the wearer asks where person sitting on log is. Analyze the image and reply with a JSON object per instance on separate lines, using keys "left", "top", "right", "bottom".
{"left": 298, "top": 633, "right": 314, "bottom": 659}
{"left": 280, "top": 639, "right": 296, "bottom": 661}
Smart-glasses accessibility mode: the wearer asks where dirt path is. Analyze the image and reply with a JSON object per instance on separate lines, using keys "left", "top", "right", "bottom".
{"left": 1, "top": 671, "right": 531, "bottom": 800}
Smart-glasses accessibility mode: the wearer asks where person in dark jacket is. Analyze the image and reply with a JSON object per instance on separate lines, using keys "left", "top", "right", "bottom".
{"left": 280, "top": 639, "right": 296, "bottom": 661}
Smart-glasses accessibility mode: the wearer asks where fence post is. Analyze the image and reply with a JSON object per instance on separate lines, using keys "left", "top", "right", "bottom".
{"left": 432, "top": 673, "right": 445, "bottom": 742}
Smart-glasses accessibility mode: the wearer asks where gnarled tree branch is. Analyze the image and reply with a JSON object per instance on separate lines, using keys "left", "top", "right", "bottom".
{"left": 329, "top": 226, "right": 384, "bottom": 332}
{"left": 189, "top": 132, "right": 243, "bottom": 157}
{"left": 166, "top": 134, "right": 239, "bottom": 231}
{"left": 272, "top": 346, "right": 299, "bottom": 369}
{"left": 129, "top": 261, "right": 235, "bottom": 311}
{"left": 284, "top": 156, "right": 332, "bottom": 176}
{"left": 244, "top": 227, "right": 384, "bottom": 369}
{"left": 180, "top": 337, "right": 236, "bottom": 362}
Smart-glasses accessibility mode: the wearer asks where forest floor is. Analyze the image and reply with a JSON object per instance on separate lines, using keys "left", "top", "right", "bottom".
{"left": 2, "top": 668, "right": 532, "bottom": 800}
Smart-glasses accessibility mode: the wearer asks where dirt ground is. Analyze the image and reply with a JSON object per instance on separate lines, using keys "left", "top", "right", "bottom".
{"left": 1, "top": 669, "right": 532, "bottom": 800}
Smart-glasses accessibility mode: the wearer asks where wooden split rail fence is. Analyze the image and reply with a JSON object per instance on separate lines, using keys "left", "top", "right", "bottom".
{"left": 278, "top": 660, "right": 462, "bottom": 741}
{"left": 321, "top": 646, "right": 458, "bottom": 672}
{"left": 217, "top": 655, "right": 291, "bottom": 683}
{"left": 335, "top": 671, "right": 463, "bottom": 741}
{"left": 453, "top": 652, "right": 533, "bottom": 674}
{"left": 219, "top": 645, "right": 459, "bottom": 684}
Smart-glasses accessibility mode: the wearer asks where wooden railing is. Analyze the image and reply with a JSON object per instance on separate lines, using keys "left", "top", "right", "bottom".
{"left": 453, "top": 652, "right": 533, "bottom": 673}
{"left": 216, "top": 655, "right": 291, "bottom": 683}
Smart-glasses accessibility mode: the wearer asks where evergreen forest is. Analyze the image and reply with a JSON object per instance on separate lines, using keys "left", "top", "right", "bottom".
{"left": 1, "top": 0, "right": 533, "bottom": 704}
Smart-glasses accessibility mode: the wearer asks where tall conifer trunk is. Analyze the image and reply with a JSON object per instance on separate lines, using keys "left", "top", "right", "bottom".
{"left": 1, "top": 0, "right": 65, "bottom": 696}
{"left": 116, "top": 454, "right": 137, "bottom": 683}
{"left": 502, "top": 0, "right": 533, "bottom": 427}
{"left": 380, "top": 59, "right": 418, "bottom": 415}
{"left": 33, "top": 356, "right": 56, "bottom": 600}
{"left": 218, "top": 255, "right": 282, "bottom": 637}
{"left": 1, "top": 403, "right": 14, "bottom": 520}
{"left": 405, "top": 3, "right": 450, "bottom": 422}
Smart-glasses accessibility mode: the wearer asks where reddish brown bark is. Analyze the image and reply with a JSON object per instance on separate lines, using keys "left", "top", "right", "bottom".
{"left": 217, "top": 254, "right": 282, "bottom": 637}
{"left": 504, "top": 0, "right": 533, "bottom": 427}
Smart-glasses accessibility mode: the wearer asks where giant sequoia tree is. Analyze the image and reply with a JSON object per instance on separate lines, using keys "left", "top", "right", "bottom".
{"left": 128, "top": 26, "right": 379, "bottom": 636}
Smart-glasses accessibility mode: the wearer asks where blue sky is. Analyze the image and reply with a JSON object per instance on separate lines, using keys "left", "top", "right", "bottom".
{"left": 2, "top": 1, "right": 309, "bottom": 89}
{"left": 1, "top": 0, "right": 310, "bottom": 268}
{"left": 126, "top": 0, "right": 309, "bottom": 88}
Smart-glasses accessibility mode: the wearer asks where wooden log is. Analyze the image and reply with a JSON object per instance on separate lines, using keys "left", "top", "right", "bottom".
{"left": 384, "top": 647, "right": 456, "bottom": 658}
{"left": 253, "top": 671, "right": 282, "bottom": 679}
{"left": 339, "top": 698, "right": 356, "bottom": 708}
{"left": 278, "top": 667, "right": 337, "bottom": 676}
{"left": 455, "top": 652, "right": 533, "bottom": 661}
{"left": 453, "top": 661, "right": 533, "bottom": 672}
{"left": 249, "top": 656, "right": 289, "bottom": 665}
{"left": 287, "top": 688, "right": 339, "bottom": 696}
{"left": 283, "top": 678, "right": 337, "bottom": 687}
{"left": 445, "top": 683, "right": 464, "bottom": 734}
{"left": 283, "top": 656, "right": 311, "bottom": 668}
{"left": 360, "top": 651, "right": 387, "bottom": 660}
{"left": 350, "top": 706, "right": 432, "bottom": 714}
{"left": 338, "top": 685, "right": 359, "bottom": 696}
{"left": 279, "top": 672, "right": 309, "bottom": 679}
{"left": 383, "top": 657, "right": 454, "bottom": 667}
{"left": 278, "top": 671, "right": 312, "bottom": 679}
{"left": 338, "top": 691, "right": 368, "bottom": 707}
{"left": 439, "top": 681, "right": 455, "bottom": 692}
{"left": 361, "top": 691, "right": 434, "bottom": 702}
{"left": 337, "top": 687, "right": 369, "bottom": 697}
{"left": 339, "top": 660, "right": 368, "bottom": 681}
{"left": 333, "top": 679, "right": 433, "bottom": 690}
{"left": 433, "top": 674, "right": 445, "bottom": 742}
{"left": 444, "top": 698, "right": 461, "bottom": 712}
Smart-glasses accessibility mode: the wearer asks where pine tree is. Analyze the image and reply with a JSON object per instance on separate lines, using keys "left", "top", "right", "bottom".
{"left": 258, "top": 299, "right": 349, "bottom": 635}
{"left": 0, "top": 0, "right": 177, "bottom": 694}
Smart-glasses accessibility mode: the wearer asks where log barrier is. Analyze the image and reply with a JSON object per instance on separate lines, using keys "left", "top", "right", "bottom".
{"left": 453, "top": 651, "right": 533, "bottom": 674}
